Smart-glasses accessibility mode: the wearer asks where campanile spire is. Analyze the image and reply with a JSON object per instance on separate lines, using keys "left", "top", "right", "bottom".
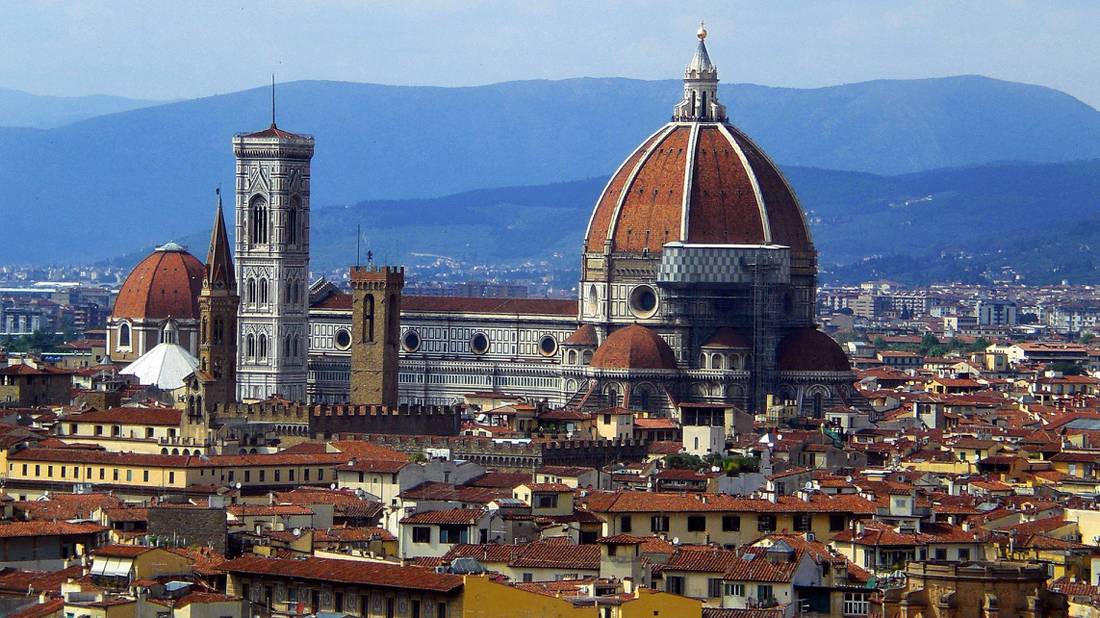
{"left": 673, "top": 22, "right": 727, "bottom": 122}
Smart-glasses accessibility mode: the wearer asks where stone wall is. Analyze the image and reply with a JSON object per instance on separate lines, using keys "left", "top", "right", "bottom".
{"left": 147, "top": 504, "right": 227, "bottom": 554}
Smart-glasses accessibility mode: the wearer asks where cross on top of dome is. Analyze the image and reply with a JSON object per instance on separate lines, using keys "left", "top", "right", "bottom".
{"left": 673, "top": 22, "right": 727, "bottom": 122}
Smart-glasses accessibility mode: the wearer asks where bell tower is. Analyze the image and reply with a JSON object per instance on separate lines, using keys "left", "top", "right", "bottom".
{"left": 232, "top": 113, "right": 314, "bottom": 402}
{"left": 198, "top": 190, "right": 239, "bottom": 410}
{"left": 349, "top": 265, "right": 404, "bottom": 407}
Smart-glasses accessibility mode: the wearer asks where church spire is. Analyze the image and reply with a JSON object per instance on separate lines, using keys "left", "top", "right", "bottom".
{"left": 673, "top": 22, "right": 727, "bottom": 122}
{"left": 204, "top": 188, "right": 236, "bottom": 293}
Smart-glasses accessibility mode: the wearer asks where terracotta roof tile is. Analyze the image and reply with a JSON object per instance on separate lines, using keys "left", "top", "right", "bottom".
{"left": 111, "top": 247, "right": 204, "bottom": 320}
{"left": 218, "top": 555, "right": 462, "bottom": 593}
{"left": 591, "top": 324, "right": 678, "bottom": 370}
{"left": 401, "top": 508, "right": 485, "bottom": 525}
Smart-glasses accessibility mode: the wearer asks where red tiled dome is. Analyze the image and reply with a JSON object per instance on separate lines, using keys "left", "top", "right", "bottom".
{"left": 111, "top": 244, "right": 204, "bottom": 320}
{"left": 584, "top": 123, "right": 811, "bottom": 256}
{"left": 591, "top": 325, "right": 678, "bottom": 370}
{"left": 563, "top": 324, "right": 599, "bottom": 346}
{"left": 776, "top": 328, "right": 851, "bottom": 372}
{"left": 700, "top": 327, "right": 751, "bottom": 349}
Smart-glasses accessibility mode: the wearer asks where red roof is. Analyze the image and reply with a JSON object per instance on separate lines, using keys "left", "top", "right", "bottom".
{"left": 93, "top": 544, "right": 157, "bottom": 558}
{"left": 218, "top": 555, "right": 462, "bottom": 592}
{"left": 591, "top": 324, "right": 678, "bottom": 370}
{"left": 0, "top": 520, "right": 106, "bottom": 538}
{"left": 563, "top": 324, "right": 599, "bottom": 346}
{"left": 112, "top": 246, "right": 204, "bottom": 320}
{"left": 62, "top": 407, "right": 181, "bottom": 426}
{"left": 584, "top": 124, "right": 811, "bottom": 255}
{"left": 400, "top": 508, "right": 485, "bottom": 525}
{"left": 310, "top": 292, "right": 577, "bottom": 317}
{"left": 701, "top": 327, "right": 751, "bottom": 349}
{"left": 239, "top": 124, "right": 310, "bottom": 140}
{"left": 776, "top": 328, "right": 851, "bottom": 372}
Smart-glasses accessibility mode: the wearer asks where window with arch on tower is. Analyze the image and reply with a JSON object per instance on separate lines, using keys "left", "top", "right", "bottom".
{"left": 287, "top": 201, "right": 299, "bottom": 245}
{"left": 259, "top": 279, "right": 268, "bottom": 305}
{"left": 247, "top": 278, "right": 256, "bottom": 304}
{"left": 250, "top": 196, "right": 268, "bottom": 245}
{"left": 246, "top": 334, "right": 255, "bottom": 359}
{"left": 258, "top": 334, "right": 268, "bottom": 359}
{"left": 117, "top": 323, "right": 131, "bottom": 348}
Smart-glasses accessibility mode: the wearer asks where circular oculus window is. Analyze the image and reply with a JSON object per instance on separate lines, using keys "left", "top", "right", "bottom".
{"left": 470, "top": 332, "right": 490, "bottom": 355}
{"left": 629, "top": 284, "right": 659, "bottom": 318}
{"left": 334, "top": 328, "right": 352, "bottom": 350}
{"left": 402, "top": 330, "right": 421, "bottom": 352}
{"left": 538, "top": 334, "right": 558, "bottom": 357}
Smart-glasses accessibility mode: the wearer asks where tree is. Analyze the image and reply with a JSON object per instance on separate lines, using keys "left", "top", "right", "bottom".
{"left": 1050, "top": 362, "right": 1086, "bottom": 376}
{"left": 1081, "top": 332, "right": 1096, "bottom": 345}
{"left": 664, "top": 453, "right": 704, "bottom": 470}
{"left": 919, "top": 333, "right": 941, "bottom": 355}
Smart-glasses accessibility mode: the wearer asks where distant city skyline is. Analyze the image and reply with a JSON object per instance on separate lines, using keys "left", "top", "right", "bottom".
{"left": 2, "top": 1, "right": 1099, "bottom": 108}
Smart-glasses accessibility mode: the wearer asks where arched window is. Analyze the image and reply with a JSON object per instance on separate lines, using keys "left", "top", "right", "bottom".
{"left": 293, "top": 335, "right": 300, "bottom": 358}
{"left": 813, "top": 392, "right": 824, "bottom": 418}
{"left": 606, "top": 386, "right": 620, "bottom": 408}
{"left": 581, "top": 350, "right": 593, "bottom": 365}
{"left": 213, "top": 318, "right": 224, "bottom": 345}
{"left": 200, "top": 317, "right": 208, "bottom": 345}
{"left": 247, "top": 278, "right": 256, "bottom": 304}
{"left": 259, "top": 279, "right": 268, "bottom": 304}
{"left": 246, "top": 334, "right": 255, "bottom": 358}
{"left": 287, "top": 206, "right": 298, "bottom": 245}
{"left": 258, "top": 334, "right": 268, "bottom": 359}
{"left": 362, "top": 295, "right": 375, "bottom": 342}
{"left": 250, "top": 196, "right": 268, "bottom": 245}
{"left": 713, "top": 354, "right": 724, "bottom": 370}
{"left": 567, "top": 350, "right": 578, "bottom": 365}
{"left": 118, "top": 323, "right": 131, "bottom": 348}
{"left": 284, "top": 335, "right": 292, "bottom": 357}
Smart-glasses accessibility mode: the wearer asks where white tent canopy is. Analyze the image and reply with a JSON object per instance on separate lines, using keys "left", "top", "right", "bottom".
{"left": 119, "top": 342, "right": 199, "bottom": 390}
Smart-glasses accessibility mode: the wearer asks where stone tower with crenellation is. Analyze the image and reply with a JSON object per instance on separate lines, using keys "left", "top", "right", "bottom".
{"left": 349, "top": 265, "right": 404, "bottom": 407}
{"left": 232, "top": 119, "right": 314, "bottom": 402}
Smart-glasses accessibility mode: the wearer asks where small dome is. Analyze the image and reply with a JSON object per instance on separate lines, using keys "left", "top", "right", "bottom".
{"left": 112, "top": 245, "right": 204, "bottom": 321}
{"left": 700, "top": 327, "right": 751, "bottom": 349}
{"left": 563, "top": 324, "right": 599, "bottom": 346}
{"left": 776, "top": 328, "right": 851, "bottom": 372}
{"left": 591, "top": 324, "right": 678, "bottom": 370}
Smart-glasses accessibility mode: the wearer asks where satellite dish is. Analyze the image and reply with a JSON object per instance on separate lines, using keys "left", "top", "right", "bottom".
{"left": 330, "top": 483, "right": 337, "bottom": 490}
{"left": 234, "top": 482, "right": 242, "bottom": 490}
{"left": 292, "top": 527, "right": 301, "bottom": 537}
{"left": 710, "top": 466, "right": 720, "bottom": 473}
{"left": 672, "top": 537, "right": 680, "bottom": 545}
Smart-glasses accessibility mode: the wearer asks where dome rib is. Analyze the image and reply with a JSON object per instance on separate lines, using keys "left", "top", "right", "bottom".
{"left": 717, "top": 123, "right": 771, "bottom": 243}
{"left": 583, "top": 125, "right": 670, "bottom": 253}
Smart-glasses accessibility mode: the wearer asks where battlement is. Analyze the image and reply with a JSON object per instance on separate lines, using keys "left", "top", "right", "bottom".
{"left": 349, "top": 265, "right": 405, "bottom": 288}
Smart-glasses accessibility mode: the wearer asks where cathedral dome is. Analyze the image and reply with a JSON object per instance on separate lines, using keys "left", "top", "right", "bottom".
{"left": 112, "top": 243, "right": 204, "bottom": 321}
{"left": 776, "top": 327, "right": 851, "bottom": 373}
{"left": 591, "top": 324, "right": 678, "bottom": 370}
{"left": 583, "top": 31, "right": 811, "bottom": 257}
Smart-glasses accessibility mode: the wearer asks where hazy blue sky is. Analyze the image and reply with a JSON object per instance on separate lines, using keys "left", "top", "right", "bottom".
{"left": 4, "top": 1, "right": 1098, "bottom": 107}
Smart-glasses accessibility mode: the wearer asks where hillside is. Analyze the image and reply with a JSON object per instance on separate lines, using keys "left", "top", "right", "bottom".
{"left": 0, "top": 87, "right": 159, "bottom": 128}
{"left": 3, "top": 75, "right": 1100, "bottom": 264}
{"left": 128, "top": 159, "right": 1100, "bottom": 286}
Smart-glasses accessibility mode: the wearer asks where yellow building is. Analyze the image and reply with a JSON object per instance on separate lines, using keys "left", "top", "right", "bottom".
{"left": 89, "top": 545, "right": 194, "bottom": 588}
{"left": 595, "top": 408, "right": 635, "bottom": 440}
{"left": 461, "top": 575, "right": 701, "bottom": 618}
{"left": 587, "top": 491, "right": 875, "bottom": 547}
{"left": 3, "top": 447, "right": 351, "bottom": 500}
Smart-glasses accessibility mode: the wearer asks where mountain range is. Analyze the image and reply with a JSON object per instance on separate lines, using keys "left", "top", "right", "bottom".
{"left": 0, "top": 87, "right": 159, "bottom": 129}
{"left": 2, "top": 75, "right": 1100, "bottom": 279}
